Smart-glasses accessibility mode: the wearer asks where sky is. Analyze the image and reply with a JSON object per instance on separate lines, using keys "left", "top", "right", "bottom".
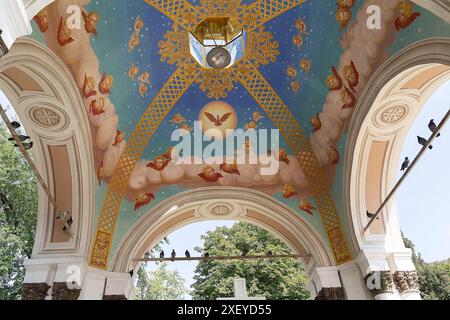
{"left": 1, "top": 78, "right": 449, "bottom": 297}
{"left": 396, "top": 79, "right": 450, "bottom": 263}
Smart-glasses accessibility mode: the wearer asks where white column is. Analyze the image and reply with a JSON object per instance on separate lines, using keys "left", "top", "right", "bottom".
{"left": 388, "top": 252, "right": 421, "bottom": 300}
{"left": 308, "top": 266, "right": 344, "bottom": 299}
{"left": 78, "top": 268, "right": 135, "bottom": 300}
{"left": 0, "top": 0, "right": 32, "bottom": 48}
{"left": 338, "top": 261, "right": 373, "bottom": 300}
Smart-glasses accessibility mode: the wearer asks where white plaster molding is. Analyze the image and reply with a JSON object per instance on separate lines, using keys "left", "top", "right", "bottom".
{"left": 0, "top": 0, "right": 32, "bottom": 48}
{"left": 111, "top": 187, "right": 334, "bottom": 273}
{"left": 22, "top": 0, "right": 55, "bottom": 21}
{"left": 309, "top": 266, "right": 342, "bottom": 294}
{"left": 412, "top": 0, "right": 450, "bottom": 23}
{"left": 344, "top": 38, "right": 450, "bottom": 256}
{"left": 0, "top": 38, "right": 95, "bottom": 260}
{"left": 338, "top": 261, "right": 373, "bottom": 300}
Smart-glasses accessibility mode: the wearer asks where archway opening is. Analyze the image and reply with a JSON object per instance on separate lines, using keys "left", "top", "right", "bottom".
{"left": 134, "top": 220, "right": 311, "bottom": 300}
{"left": 0, "top": 89, "right": 38, "bottom": 300}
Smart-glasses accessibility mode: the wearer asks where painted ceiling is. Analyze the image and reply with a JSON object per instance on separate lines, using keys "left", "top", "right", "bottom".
{"left": 29, "top": 0, "right": 450, "bottom": 269}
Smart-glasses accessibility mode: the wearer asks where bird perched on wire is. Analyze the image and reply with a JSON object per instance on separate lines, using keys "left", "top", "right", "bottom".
{"left": 204, "top": 252, "right": 210, "bottom": 258}
{"left": 14, "top": 142, "right": 33, "bottom": 150}
{"left": 401, "top": 157, "right": 410, "bottom": 172}
{"left": 10, "top": 121, "right": 21, "bottom": 129}
{"left": 366, "top": 211, "right": 380, "bottom": 220}
{"left": 185, "top": 250, "right": 191, "bottom": 260}
{"left": 428, "top": 119, "right": 441, "bottom": 137}
{"left": 129, "top": 269, "right": 134, "bottom": 277}
{"left": 267, "top": 251, "right": 273, "bottom": 256}
{"left": 417, "top": 136, "right": 432, "bottom": 149}
{"left": 241, "top": 248, "right": 248, "bottom": 257}
{"left": 171, "top": 249, "right": 176, "bottom": 261}
{"left": 144, "top": 251, "right": 150, "bottom": 260}
{"left": 8, "top": 135, "right": 30, "bottom": 142}
{"left": 159, "top": 250, "right": 164, "bottom": 261}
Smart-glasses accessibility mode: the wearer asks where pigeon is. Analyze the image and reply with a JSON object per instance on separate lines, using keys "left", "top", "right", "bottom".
{"left": 366, "top": 211, "right": 380, "bottom": 220}
{"left": 401, "top": 157, "right": 410, "bottom": 172}
{"left": 14, "top": 141, "right": 33, "bottom": 150}
{"left": 159, "top": 250, "right": 164, "bottom": 261}
{"left": 204, "top": 252, "right": 210, "bottom": 258}
{"left": 8, "top": 135, "right": 30, "bottom": 142}
{"left": 129, "top": 269, "right": 134, "bottom": 277}
{"left": 10, "top": 121, "right": 21, "bottom": 129}
{"left": 171, "top": 249, "right": 176, "bottom": 261}
{"left": 428, "top": 119, "right": 441, "bottom": 137}
{"left": 185, "top": 250, "right": 191, "bottom": 259}
{"left": 417, "top": 136, "right": 432, "bottom": 149}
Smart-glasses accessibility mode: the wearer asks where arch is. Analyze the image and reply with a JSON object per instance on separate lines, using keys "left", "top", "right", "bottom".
{"left": 344, "top": 38, "right": 450, "bottom": 253}
{"left": 0, "top": 37, "right": 95, "bottom": 260}
{"left": 111, "top": 187, "right": 334, "bottom": 273}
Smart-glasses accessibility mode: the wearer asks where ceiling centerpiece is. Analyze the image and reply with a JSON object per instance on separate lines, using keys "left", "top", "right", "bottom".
{"left": 190, "top": 17, "right": 246, "bottom": 69}
{"left": 157, "top": 0, "right": 280, "bottom": 98}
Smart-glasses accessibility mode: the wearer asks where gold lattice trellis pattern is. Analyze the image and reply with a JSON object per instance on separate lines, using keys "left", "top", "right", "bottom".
{"left": 90, "top": 0, "right": 352, "bottom": 269}
{"left": 232, "top": 59, "right": 352, "bottom": 264}
{"left": 90, "top": 61, "right": 201, "bottom": 268}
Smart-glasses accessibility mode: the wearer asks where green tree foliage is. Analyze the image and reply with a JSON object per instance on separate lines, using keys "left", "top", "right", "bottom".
{"left": 0, "top": 125, "right": 38, "bottom": 299}
{"left": 135, "top": 263, "right": 189, "bottom": 300}
{"left": 191, "top": 222, "right": 310, "bottom": 300}
{"left": 402, "top": 232, "right": 450, "bottom": 300}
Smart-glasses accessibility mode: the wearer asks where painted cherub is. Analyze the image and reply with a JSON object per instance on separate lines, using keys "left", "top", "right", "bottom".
{"left": 134, "top": 192, "right": 155, "bottom": 211}
{"left": 279, "top": 149, "right": 290, "bottom": 165}
{"left": 89, "top": 97, "right": 106, "bottom": 115}
{"left": 336, "top": 6, "right": 352, "bottom": 31}
{"left": 57, "top": 17, "right": 74, "bottom": 46}
{"left": 326, "top": 66, "right": 344, "bottom": 91}
{"left": 112, "top": 130, "right": 124, "bottom": 146}
{"left": 343, "top": 60, "right": 359, "bottom": 92}
{"left": 146, "top": 156, "right": 170, "bottom": 171}
{"left": 341, "top": 86, "right": 356, "bottom": 110}
{"left": 82, "top": 11, "right": 99, "bottom": 36}
{"left": 99, "top": 73, "right": 114, "bottom": 95}
{"left": 198, "top": 165, "right": 223, "bottom": 183}
{"left": 220, "top": 162, "right": 240, "bottom": 175}
{"left": 395, "top": 2, "right": 421, "bottom": 31}
{"left": 82, "top": 74, "right": 97, "bottom": 99}
{"left": 33, "top": 7, "right": 49, "bottom": 33}
{"left": 299, "top": 199, "right": 316, "bottom": 215}
{"left": 282, "top": 184, "right": 298, "bottom": 199}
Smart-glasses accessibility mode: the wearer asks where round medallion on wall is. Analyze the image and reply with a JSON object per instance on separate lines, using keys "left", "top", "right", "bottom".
{"left": 209, "top": 203, "right": 232, "bottom": 216}
{"left": 29, "top": 106, "right": 69, "bottom": 131}
{"left": 380, "top": 105, "right": 407, "bottom": 124}
{"left": 373, "top": 104, "right": 409, "bottom": 129}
